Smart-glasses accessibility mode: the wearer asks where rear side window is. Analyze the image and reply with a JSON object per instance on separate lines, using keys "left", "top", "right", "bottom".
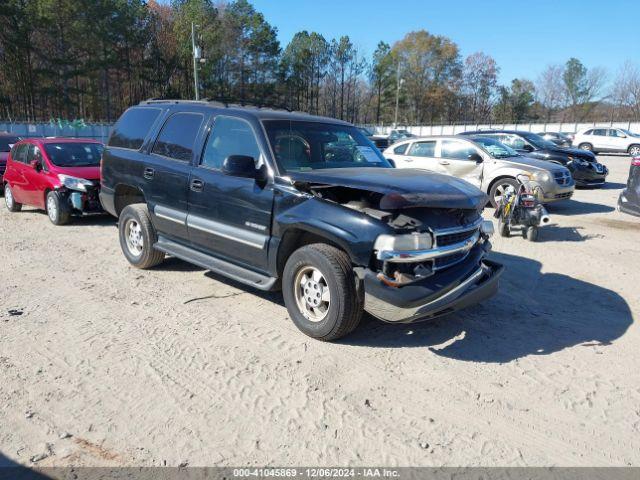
{"left": 11, "top": 144, "right": 28, "bottom": 163}
{"left": 152, "top": 112, "right": 204, "bottom": 162}
{"left": 584, "top": 129, "right": 593, "bottom": 135}
{"left": 108, "top": 108, "right": 162, "bottom": 150}
{"left": 592, "top": 129, "right": 607, "bottom": 136}
{"left": 393, "top": 143, "right": 408, "bottom": 155}
{"left": 408, "top": 141, "right": 436, "bottom": 157}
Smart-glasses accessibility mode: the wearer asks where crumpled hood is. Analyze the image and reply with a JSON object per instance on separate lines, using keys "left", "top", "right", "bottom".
{"left": 548, "top": 145, "right": 596, "bottom": 161}
{"left": 288, "top": 167, "right": 488, "bottom": 210}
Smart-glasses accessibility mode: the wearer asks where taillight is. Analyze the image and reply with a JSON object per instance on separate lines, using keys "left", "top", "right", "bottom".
{"left": 632, "top": 157, "right": 640, "bottom": 167}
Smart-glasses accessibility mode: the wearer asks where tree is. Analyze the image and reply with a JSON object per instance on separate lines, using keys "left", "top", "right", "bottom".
{"left": 612, "top": 61, "right": 640, "bottom": 121}
{"left": 369, "top": 42, "right": 394, "bottom": 124}
{"left": 493, "top": 79, "right": 536, "bottom": 123}
{"left": 391, "top": 30, "right": 461, "bottom": 124}
{"left": 563, "top": 57, "right": 606, "bottom": 121}
{"left": 536, "top": 64, "right": 566, "bottom": 121}
{"left": 462, "top": 52, "right": 499, "bottom": 122}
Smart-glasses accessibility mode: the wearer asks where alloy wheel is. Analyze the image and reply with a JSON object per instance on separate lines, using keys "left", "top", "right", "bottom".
{"left": 294, "top": 266, "right": 331, "bottom": 322}
{"left": 47, "top": 195, "right": 57, "bottom": 222}
{"left": 494, "top": 183, "right": 516, "bottom": 206}
{"left": 629, "top": 146, "right": 640, "bottom": 156}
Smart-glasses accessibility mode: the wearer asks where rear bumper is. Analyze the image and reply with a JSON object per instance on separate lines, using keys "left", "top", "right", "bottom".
{"left": 99, "top": 186, "right": 117, "bottom": 217}
{"left": 363, "top": 246, "right": 503, "bottom": 323}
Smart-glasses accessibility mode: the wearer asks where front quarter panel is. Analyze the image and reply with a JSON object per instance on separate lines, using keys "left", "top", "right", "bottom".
{"left": 273, "top": 189, "right": 390, "bottom": 268}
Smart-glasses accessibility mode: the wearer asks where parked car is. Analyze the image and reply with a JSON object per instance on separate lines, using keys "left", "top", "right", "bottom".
{"left": 0, "top": 132, "right": 21, "bottom": 184}
{"left": 100, "top": 100, "right": 502, "bottom": 341}
{"left": 3, "top": 138, "right": 104, "bottom": 224}
{"left": 537, "top": 131, "right": 572, "bottom": 147}
{"left": 383, "top": 135, "right": 574, "bottom": 207}
{"left": 388, "top": 129, "right": 415, "bottom": 145}
{"left": 573, "top": 127, "right": 640, "bottom": 156}
{"left": 357, "top": 127, "right": 389, "bottom": 150}
{"left": 618, "top": 156, "right": 640, "bottom": 217}
{"left": 460, "top": 130, "right": 608, "bottom": 188}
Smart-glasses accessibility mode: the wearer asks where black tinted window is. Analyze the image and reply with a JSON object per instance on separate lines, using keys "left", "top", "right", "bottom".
{"left": 592, "top": 129, "right": 607, "bottom": 136}
{"left": 0, "top": 136, "right": 20, "bottom": 152}
{"left": 109, "top": 108, "right": 162, "bottom": 150}
{"left": 12, "top": 144, "right": 28, "bottom": 163}
{"left": 201, "top": 116, "right": 260, "bottom": 169}
{"left": 152, "top": 113, "right": 204, "bottom": 162}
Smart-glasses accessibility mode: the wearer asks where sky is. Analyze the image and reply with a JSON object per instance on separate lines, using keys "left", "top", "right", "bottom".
{"left": 250, "top": 0, "right": 640, "bottom": 84}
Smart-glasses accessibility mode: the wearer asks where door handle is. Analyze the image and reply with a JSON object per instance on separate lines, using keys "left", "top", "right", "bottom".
{"left": 190, "top": 178, "right": 204, "bottom": 192}
{"left": 439, "top": 160, "right": 450, "bottom": 165}
{"left": 405, "top": 158, "right": 413, "bottom": 162}
{"left": 143, "top": 167, "right": 155, "bottom": 180}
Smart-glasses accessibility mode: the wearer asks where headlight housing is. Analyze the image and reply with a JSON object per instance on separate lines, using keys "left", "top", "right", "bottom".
{"left": 532, "top": 171, "right": 550, "bottom": 183}
{"left": 374, "top": 231, "right": 433, "bottom": 253}
{"left": 58, "top": 174, "right": 93, "bottom": 192}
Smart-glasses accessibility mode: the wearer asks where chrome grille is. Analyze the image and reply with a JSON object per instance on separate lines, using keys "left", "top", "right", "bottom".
{"left": 435, "top": 228, "right": 477, "bottom": 247}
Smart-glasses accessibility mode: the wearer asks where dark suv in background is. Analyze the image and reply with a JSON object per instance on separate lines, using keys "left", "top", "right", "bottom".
{"left": 0, "top": 132, "right": 21, "bottom": 184}
{"left": 460, "top": 130, "right": 608, "bottom": 187}
{"left": 100, "top": 100, "right": 502, "bottom": 341}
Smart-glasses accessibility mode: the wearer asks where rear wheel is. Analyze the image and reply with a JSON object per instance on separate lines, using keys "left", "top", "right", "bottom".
{"left": 46, "top": 191, "right": 70, "bottom": 225}
{"left": 283, "top": 243, "right": 363, "bottom": 341}
{"left": 578, "top": 143, "right": 593, "bottom": 152}
{"left": 118, "top": 204, "right": 165, "bottom": 269}
{"left": 4, "top": 184, "right": 22, "bottom": 212}
{"left": 628, "top": 145, "right": 640, "bottom": 157}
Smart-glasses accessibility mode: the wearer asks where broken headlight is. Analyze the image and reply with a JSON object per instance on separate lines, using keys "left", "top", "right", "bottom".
{"left": 58, "top": 174, "right": 93, "bottom": 192}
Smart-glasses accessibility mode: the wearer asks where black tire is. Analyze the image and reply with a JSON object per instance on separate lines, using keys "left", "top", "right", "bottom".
{"left": 628, "top": 144, "right": 640, "bottom": 157}
{"left": 498, "top": 217, "right": 510, "bottom": 237}
{"left": 282, "top": 243, "right": 363, "bottom": 341}
{"left": 489, "top": 178, "right": 519, "bottom": 209}
{"left": 578, "top": 143, "right": 593, "bottom": 152}
{"left": 46, "top": 191, "right": 71, "bottom": 225}
{"left": 118, "top": 204, "right": 165, "bottom": 269}
{"left": 525, "top": 226, "right": 539, "bottom": 242}
{"left": 4, "top": 184, "right": 22, "bottom": 212}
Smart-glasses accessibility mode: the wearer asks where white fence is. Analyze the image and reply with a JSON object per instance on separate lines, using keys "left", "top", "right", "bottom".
{"left": 0, "top": 121, "right": 112, "bottom": 142}
{"left": 371, "top": 121, "right": 640, "bottom": 136}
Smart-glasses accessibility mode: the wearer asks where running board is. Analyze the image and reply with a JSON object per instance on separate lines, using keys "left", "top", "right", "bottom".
{"left": 154, "top": 236, "right": 277, "bottom": 291}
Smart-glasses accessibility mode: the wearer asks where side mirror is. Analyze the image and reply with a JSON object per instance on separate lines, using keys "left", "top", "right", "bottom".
{"left": 521, "top": 144, "right": 534, "bottom": 152}
{"left": 468, "top": 153, "right": 483, "bottom": 163}
{"left": 222, "top": 155, "right": 263, "bottom": 180}
{"left": 30, "top": 159, "right": 41, "bottom": 171}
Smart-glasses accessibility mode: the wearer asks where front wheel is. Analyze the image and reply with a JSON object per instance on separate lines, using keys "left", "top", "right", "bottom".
{"left": 46, "top": 191, "right": 70, "bottom": 225}
{"left": 283, "top": 243, "right": 363, "bottom": 341}
{"left": 118, "top": 204, "right": 165, "bottom": 269}
{"left": 4, "top": 184, "right": 22, "bottom": 212}
{"left": 489, "top": 178, "right": 519, "bottom": 209}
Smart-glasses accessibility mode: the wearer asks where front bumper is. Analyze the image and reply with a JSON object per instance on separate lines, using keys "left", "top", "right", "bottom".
{"left": 364, "top": 245, "right": 503, "bottom": 323}
{"left": 572, "top": 163, "right": 608, "bottom": 187}
{"left": 58, "top": 186, "right": 104, "bottom": 216}
{"left": 534, "top": 180, "right": 575, "bottom": 203}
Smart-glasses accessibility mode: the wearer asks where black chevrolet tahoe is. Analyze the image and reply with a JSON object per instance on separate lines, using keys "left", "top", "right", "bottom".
{"left": 100, "top": 100, "right": 503, "bottom": 341}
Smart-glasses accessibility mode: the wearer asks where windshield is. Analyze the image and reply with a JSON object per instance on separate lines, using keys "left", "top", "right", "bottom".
{"left": 620, "top": 129, "right": 640, "bottom": 138}
{"left": 44, "top": 142, "right": 104, "bottom": 167}
{"left": 522, "top": 133, "right": 557, "bottom": 149}
{"left": 0, "top": 136, "right": 21, "bottom": 152}
{"left": 472, "top": 136, "right": 519, "bottom": 158}
{"left": 263, "top": 120, "right": 391, "bottom": 173}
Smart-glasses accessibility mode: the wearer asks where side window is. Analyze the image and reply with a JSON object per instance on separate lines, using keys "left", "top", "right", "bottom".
{"left": 500, "top": 135, "right": 525, "bottom": 149}
{"left": 609, "top": 129, "right": 625, "bottom": 137}
{"left": 152, "top": 112, "right": 204, "bottom": 162}
{"left": 201, "top": 116, "right": 260, "bottom": 170}
{"left": 408, "top": 141, "right": 436, "bottom": 157}
{"left": 393, "top": 143, "right": 408, "bottom": 155}
{"left": 441, "top": 140, "right": 477, "bottom": 160}
{"left": 592, "top": 129, "right": 607, "bottom": 136}
{"left": 584, "top": 129, "right": 593, "bottom": 135}
{"left": 109, "top": 107, "right": 162, "bottom": 150}
{"left": 12, "top": 144, "right": 28, "bottom": 163}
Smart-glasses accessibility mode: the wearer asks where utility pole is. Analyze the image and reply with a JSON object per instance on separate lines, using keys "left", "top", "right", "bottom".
{"left": 191, "top": 22, "right": 200, "bottom": 100}
{"left": 394, "top": 61, "right": 403, "bottom": 127}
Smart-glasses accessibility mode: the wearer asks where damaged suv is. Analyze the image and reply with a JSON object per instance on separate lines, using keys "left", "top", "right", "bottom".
{"left": 100, "top": 101, "right": 503, "bottom": 341}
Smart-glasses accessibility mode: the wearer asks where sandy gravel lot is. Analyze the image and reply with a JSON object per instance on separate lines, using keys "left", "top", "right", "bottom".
{"left": 1, "top": 155, "right": 639, "bottom": 467}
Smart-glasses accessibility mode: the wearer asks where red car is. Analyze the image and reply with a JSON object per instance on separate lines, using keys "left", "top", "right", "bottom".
{"left": 3, "top": 138, "right": 104, "bottom": 224}
{"left": 0, "top": 132, "right": 21, "bottom": 183}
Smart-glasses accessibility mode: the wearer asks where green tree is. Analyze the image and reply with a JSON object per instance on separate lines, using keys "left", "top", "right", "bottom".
{"left": 369, "top": 41, "right": 394, "bottom": 124}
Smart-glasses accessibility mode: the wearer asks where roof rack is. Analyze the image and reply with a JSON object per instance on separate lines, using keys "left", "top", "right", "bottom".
{"left": 140, "top": 97, "right": 298, "bottom": 113}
